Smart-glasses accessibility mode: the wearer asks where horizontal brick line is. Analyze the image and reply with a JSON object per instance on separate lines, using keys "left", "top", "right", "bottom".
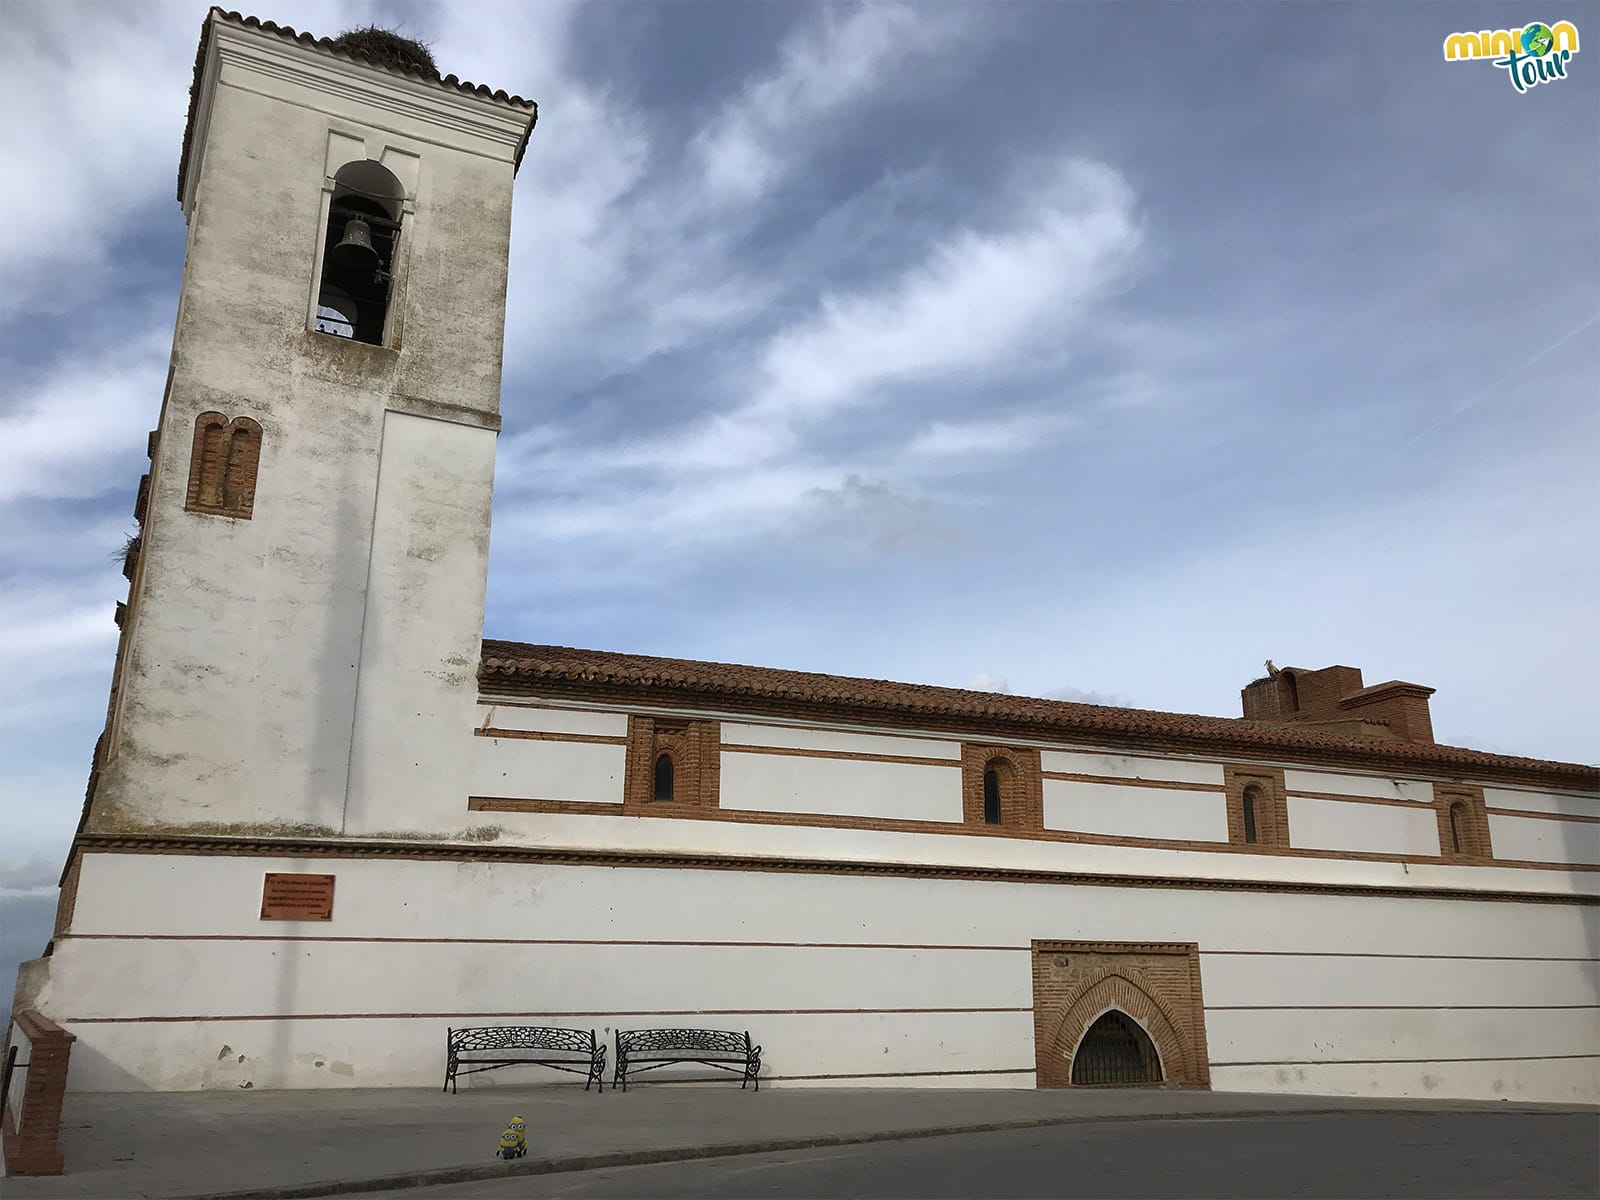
{"left": 1201, "top": 951, "right": 1599, "bottom": 962}
{"left": 1484, "top": 807, "right": 1600, "bottom": 825}
{"left": 1286, "top": 790, "right": 1438, "bottom": 810}
{"left": 63, "top": 934, "right": 1027, "bottom": 952}
{"left": 463, "top": 797, "right": 1598, "bottom": 874}
{"left": 1207, "top": 1004, "right": 1599, "bottom": 1012}
{"left": 720, "top": 743, "right": 959, "bottom": 768}
{"left": 641, "top": 1068, "right": 1035, "bottom": 1083}
{"left": 475, "top": 728, "right": 627, "bottom": 746}
{"left": 74, "top": 837, "right": 1600, "bottom": 904}
{"left": 1212, "top": 1054, "right": 1600, "bottom": 1066}
{"left": 1041, "top": 772, "right": 1223, "bottom": 793}
{"left": 61, "top": 1007, "right": 1033, "bottom": 1024}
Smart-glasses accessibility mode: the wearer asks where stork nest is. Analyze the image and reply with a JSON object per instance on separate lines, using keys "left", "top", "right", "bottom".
{"left": 329, "top": 26, "right": 437, "bottom": 75}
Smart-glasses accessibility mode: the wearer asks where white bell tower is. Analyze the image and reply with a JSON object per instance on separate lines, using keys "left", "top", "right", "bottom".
{"left": 88, "top": 13, "right": 537, "bottom": 842}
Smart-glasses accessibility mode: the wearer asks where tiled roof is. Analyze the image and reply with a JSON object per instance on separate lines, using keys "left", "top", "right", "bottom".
{"left": 480, "top": 640, "right": 1599, "bottom": 790}
{"left": 177, "top": 8, "right": 538, "bottom": 202}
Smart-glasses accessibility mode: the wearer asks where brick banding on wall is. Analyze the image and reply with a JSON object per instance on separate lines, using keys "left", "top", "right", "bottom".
{"left": 1, "top": 1010, "right": 76, "bottom": 1176}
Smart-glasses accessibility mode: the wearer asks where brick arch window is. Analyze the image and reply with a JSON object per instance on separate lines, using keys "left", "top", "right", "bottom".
{"left": 1434, "top": 785, "right": 1492, "bottom": 862}
{"left": 1447, "top": 802, "right": 1468, "bottom": 854}
{"left": 962, "top": 745, "right": 1042, "bottom": 830}
{"left": 1224, "top": 765, "right": 1288, "bottom": 848}
{"left": 186, "top": 413, "right": 262, "bottom": 519}
{"left": 653, "top": 752, "right": 674, "bottom": 803}
{"left": 1241, "top": 784, "right": 1262, "bottom": 844}
{"left": 982, "top": 764, "right": 1003, "bottom": 824}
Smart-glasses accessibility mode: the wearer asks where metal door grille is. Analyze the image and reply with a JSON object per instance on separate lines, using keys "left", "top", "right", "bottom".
{"left": 1070, "top": 1010, "right": 1162, "bottom": 1085}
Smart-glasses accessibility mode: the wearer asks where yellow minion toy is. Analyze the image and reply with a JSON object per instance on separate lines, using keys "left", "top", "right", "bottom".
{"left": 497, "top": 1115, "right": 527, "bottom": 1159}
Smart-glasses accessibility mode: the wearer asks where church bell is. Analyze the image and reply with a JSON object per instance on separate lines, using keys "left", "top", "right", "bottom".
{"left": 331, "top": 216, "right": 380, "bottom": 272}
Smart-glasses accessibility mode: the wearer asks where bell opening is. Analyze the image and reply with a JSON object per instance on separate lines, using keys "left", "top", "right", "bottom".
{"left": 318, "top": 193, "right": 398, "bottom": 346}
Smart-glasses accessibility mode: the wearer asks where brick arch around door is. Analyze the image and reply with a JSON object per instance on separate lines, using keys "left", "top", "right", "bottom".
{"left": 1031, "top": 941, "right": 1212, "bottom": 1088}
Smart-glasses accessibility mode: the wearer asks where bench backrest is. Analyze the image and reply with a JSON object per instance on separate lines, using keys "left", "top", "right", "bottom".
{"left": 616, "top": 1028, "right": 749, "bottom": 1055}
{"left": 448, "top": 1026, "right": 595, "bottom": 1054}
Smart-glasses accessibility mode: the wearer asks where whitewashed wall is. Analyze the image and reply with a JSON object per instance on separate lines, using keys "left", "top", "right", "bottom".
{"left": 40, "top": 851, "right": 1599, "bottom": 1102}
{"left": 1044, "top": 780, "right": 1228, "bottom": 842}
{"left": 469, "top": 737, "right": 625, "bottom": 804}
{"left": 721, "top": 753, "right": 962, "bottom": 821}
{"left": 1287, "top": 797, "right": 1440, "bottom": 856}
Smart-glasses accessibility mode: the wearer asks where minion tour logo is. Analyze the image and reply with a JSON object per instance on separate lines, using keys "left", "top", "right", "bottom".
{"left": 1443, "top": 20, "right": 1580, "bottom": 91}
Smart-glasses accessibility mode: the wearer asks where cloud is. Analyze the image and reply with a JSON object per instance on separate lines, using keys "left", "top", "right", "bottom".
{"left": 694, "top": 3, "right": 975, "bottom": 203}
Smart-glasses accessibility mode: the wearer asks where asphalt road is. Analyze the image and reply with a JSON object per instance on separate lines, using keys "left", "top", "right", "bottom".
{"left": 374, "top": 1112, "right": 1600, "bottom": 1199}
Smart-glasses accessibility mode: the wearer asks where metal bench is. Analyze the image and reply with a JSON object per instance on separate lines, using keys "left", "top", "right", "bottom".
{"left": 444, "top": 1026, "right": 606, "bottom": 1093}
{"left": 613, "top": 1028, "right": 761, "bottom": 1091}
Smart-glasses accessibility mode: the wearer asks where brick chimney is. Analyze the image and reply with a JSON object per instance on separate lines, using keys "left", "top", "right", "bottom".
{"left": 1242, "top": 663, "right": 1435, "bottom": 744}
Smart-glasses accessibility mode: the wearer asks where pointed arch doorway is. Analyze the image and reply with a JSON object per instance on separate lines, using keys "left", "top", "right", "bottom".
{"left": 1070, "top": 1010, "right": 1162, "bottom": 1085}
{"left": 1031, "top": 941, "right": 1212, "bottom": 1089}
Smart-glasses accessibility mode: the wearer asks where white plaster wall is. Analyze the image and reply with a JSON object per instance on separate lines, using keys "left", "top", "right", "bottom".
{"left": 1283, "top": 770, "right": 1433, "bottom": 803}
{"left": 1040, "top": 751, "right": 1222, "bottom": 786}
{"left": 92, "top": 26, "right": 528, "bottom": 842}
{"left": 1207, "top": 1006, "right": 1599, "bottom": 1066}
{"left": 477, "top": 706, "right": 628, "bottom": 738}
{"left": 343, "top": 414, "right": 497, "bottom": 836}
{"left": 1202, "top": 952, "right": 1600, "bottom": 1009}
{"left": 1489, "top": 814, "right": 1600, "bottom": 866}
{"left": 1288, "top": 797, "right": 1440, "bottom": 856}
{"left": 41, "top": 853, "right": 1600, "bottom": 1101}
{"left": 469, "top": 737, "right": 625, "bottom": 804}
{"left": 721, "top": 722, "right": 960, "bottom": 760}
{"left": 1482, "top": 787, "right": 1600, "bottom": 819}
{"left": 1043, "top": 780, "right": 1228, "bottom": 842}
{"left": 461, "top": 806, "right": 1589, "bottom": 902}
{"left": 720, "top": 752, "right": 963, "bottom": 822}
{"left": 1211, "top": 1058, "right": 1597, "bottom": 1102}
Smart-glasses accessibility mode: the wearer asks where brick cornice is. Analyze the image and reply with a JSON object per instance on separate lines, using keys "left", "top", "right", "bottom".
{"left": 65, "top": 833, "right": 1598, "bottom": 906}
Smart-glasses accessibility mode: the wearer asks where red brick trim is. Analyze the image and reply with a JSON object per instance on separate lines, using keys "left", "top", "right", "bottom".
{"left": 962, "top": 744, "right": 1043, "bottom": 831}
{"left": 1225, "top": 765, "right": 1289, "bottom": 849}
{"left": 1031, "top": 941, "right": 1209, "bottom": 1089}
{"left": 1435, "top": 784, "right": 1493, "bottom": 863}
{"left": 67, "top": 836, "right": 1598, "bottom": 904}
{"left": 467, "top": 794, "right": 1598, "bottom": 873}
{"left": 186, "top": 412, "right": 262, "bottom": 519}
{"left": 623, "top": 716, "right": 720, "bottom": 810}
{"left": 1, "top": 1010, "right": 76, "bottom": 1176}
{"left": 475, "top": 727, "right": 627, "bottom": 746}
{"left": 480, "top": 648, "right": 1599, "bottom": 792}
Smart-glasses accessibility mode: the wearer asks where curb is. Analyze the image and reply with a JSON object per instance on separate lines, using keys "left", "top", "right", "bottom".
{"left": 190, "top": 1105, "right": 1597, "bottom": 1199}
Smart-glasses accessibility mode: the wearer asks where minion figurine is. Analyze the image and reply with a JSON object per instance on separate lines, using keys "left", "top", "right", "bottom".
{"left": 497, "top": 1114, "right": 527, "bottom": 1159}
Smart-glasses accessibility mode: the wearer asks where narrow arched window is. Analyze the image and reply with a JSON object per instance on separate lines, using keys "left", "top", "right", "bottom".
{"left": 1242, "top": 785, "right": 1260, "bottom": 844}
{"left": 1449, "top": 801, "right": 1467, "bottom": 854}
{"left": 983, "top": 767, "right": 1002, "bottom": 824}
{"left": 316, "top": 160, "right": 404, "bottom": 346}
{"left": 187, "top": 413, "right": 261, "bottom": 519}
{"left": 653, "top": 753, "right": 674, "bottom": 803}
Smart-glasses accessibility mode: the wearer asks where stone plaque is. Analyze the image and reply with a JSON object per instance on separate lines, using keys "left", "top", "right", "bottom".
{"left": 260, "top": 873, "right": 335, "bottom": 921}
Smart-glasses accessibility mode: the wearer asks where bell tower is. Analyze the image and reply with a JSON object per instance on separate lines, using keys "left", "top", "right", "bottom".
{"left": 88, "top": 12, "right": 537, "bottom": 841}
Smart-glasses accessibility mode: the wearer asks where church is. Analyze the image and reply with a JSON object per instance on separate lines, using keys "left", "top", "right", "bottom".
{"left": 8, "top": 9, "right": 1598, "bottom": 1114}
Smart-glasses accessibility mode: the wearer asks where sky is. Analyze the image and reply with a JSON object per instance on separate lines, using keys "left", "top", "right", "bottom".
{"left": 1, "top": 2, "right": 1597, "bottom": 981}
